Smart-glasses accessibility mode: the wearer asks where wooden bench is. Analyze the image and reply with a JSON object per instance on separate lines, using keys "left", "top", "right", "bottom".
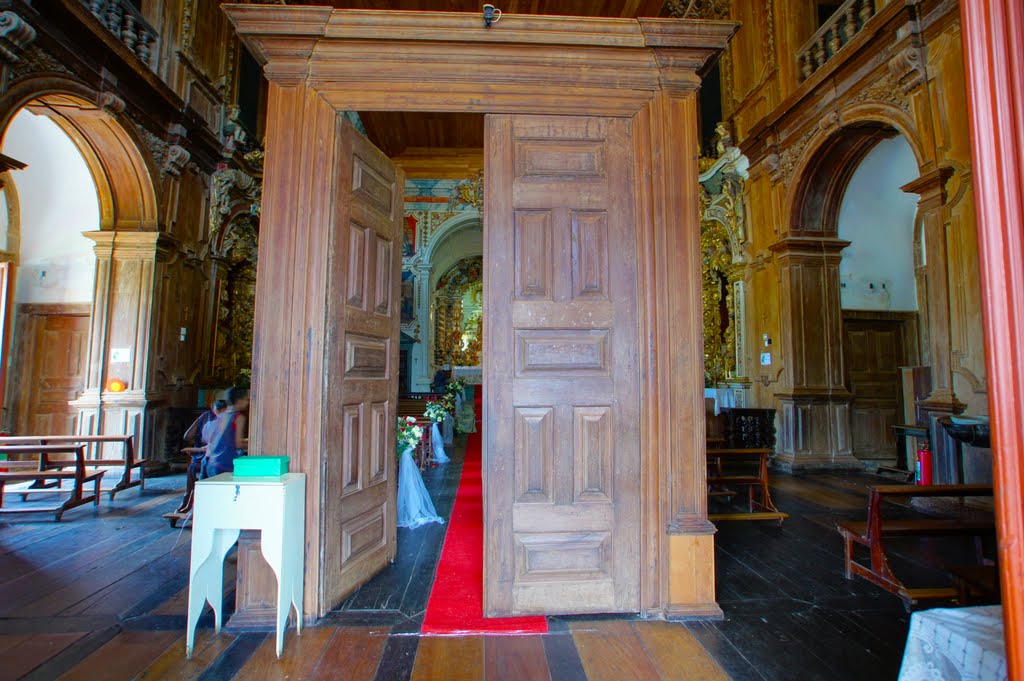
{"left": 837, "top": 484, "right": 996, "bottom": 606}
{"left": 706, "top": 447, "right": 788, "bottom": 523}
{"left": 0, "top": 444, "right": 105, "bottom": 520}
{"left": 0, "top": 434, "right": 142, "bottom": 499}
{"left": 397, "top": 394, "right": 438, "bottom": 469}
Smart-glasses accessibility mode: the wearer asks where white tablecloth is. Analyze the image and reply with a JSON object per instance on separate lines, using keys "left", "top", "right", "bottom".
{"left": 704, "top": 388, "right": 736, "bottom": 415}
{"left": 898, "top": 606, "right": 1007, "bottom": 681}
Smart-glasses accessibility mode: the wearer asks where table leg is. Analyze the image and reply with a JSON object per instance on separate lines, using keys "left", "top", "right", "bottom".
{"left": 259, "top": 528, "right": 290, "bottom": 657}
{"left": 186, "top": 527, "right": 240, "bottom": 657}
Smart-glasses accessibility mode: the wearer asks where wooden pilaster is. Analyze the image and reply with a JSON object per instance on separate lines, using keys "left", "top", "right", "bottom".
{"left": 72, "top": 230, "right": 173, "bottom": 459}
{"left": 634, "top": 89, "right": 719, "bottom": 617}
{"left": 237, "top": 79, "right": 340, "bottom": 623}
{"left": 770, "top": 236, "right": 859, "bottom": 469}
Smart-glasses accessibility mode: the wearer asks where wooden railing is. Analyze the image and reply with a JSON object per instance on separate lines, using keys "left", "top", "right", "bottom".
{"left": 82, "top": 0, "right": 158, "bottom": 68}
{"left": 796, "top": 0, "right": 875, "bottom": 82}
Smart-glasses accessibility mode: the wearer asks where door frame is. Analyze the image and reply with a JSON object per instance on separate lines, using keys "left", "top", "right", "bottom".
{"left": 225, "top": 5, "right": 736, "bottom": 621}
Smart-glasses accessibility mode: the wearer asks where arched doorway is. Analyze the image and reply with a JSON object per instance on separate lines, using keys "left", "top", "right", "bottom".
{"left": 0, "top": 105, "right": 100, "bottom": 434}
{"left": 777, "top": 112, "right": 966, "bottom": 473}
{"left": 0, "top": 86, "right": 159, "bottom": 450}
{"left": 835, "top": 134, "right": 922, "bottom": 465}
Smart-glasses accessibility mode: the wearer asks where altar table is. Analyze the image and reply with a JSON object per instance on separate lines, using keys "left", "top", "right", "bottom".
{"left": 186, "top": 473, "right": 305, "bottom": 658}
{"left": 898, "top": 606, "right": 1007, "bottom": 681}
{"left": 704, "top": 388, "right": 736, "bottom": 415}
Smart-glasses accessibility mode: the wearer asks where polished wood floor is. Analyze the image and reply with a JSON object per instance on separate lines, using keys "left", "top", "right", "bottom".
{"left": 0, "top": 440, "right": 983, "bottom": 680}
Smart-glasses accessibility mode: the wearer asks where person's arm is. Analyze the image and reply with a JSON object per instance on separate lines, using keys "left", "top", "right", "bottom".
{"left": 234, "top": 413, "right": 249, "bottom": 451}
{"left": 182, "top": 412, "right": 205, "bottom": 445}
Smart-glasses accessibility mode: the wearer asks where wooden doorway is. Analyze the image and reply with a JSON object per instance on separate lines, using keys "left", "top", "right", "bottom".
{"left": 227, "top": 7, "right": 734, "bottom": 621}
{"left": 842, "top": 313, "right": 918, "bottom": 463}
{"left": 8, "top": 304, "right": 90, "bottom": 435}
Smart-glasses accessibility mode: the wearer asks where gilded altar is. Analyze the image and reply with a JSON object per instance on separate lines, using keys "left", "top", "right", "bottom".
{"left": 699, "top": 143, "right": 749, "bottom": 387}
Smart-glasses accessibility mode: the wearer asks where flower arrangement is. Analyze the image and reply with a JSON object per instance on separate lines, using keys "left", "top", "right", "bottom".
{"left": 396, "top": 416, "right": 424, "bottom": 453}
{"left": 446, "top": 376, "right": 467, "bottom": 395}
{"left": 424, "top": 398, "right": 450, "bottom": 423}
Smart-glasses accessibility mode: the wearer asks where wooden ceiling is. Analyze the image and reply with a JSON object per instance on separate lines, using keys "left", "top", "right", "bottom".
{"left": 359, "top": 112, "right": 484, "bottom": 158}
{"left": 311, "top": 1, "right": 668, "bottom": 18}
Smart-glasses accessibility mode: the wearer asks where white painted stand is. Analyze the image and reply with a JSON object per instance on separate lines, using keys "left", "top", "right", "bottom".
{"left": 186, "top": 473, "right": 306, "bottom": 658}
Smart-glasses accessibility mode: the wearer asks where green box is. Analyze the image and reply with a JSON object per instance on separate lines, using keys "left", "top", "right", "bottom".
{"left": 233, "top": 456, "right": 289, "bottom": 477}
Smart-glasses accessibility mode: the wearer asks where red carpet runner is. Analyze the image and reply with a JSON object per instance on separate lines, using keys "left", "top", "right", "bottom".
{"left": 421, "top": 392, "right": 548, "bottom": 635}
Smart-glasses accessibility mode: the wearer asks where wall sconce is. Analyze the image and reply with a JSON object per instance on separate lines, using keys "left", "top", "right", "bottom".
{"left": 107, "top": 378, "right": 127, "bottom": 393}
{"left": 483, "top": 4, "right": 501, "bottom": 28}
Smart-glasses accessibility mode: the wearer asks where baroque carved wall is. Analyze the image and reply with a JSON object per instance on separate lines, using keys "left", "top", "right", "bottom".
{"left": 721, "top": 0, "right": 986, "bottom": 466}
{"left": 0, "top": 0, "right": 263, "bottom": 460}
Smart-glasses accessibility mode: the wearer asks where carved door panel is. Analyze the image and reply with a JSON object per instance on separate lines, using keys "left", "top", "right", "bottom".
{"left": 844, "top": 318, "right": 906, "bottom": 460}
{"left": 322, "top": 119, "right": 404, "bottom": 605}
{"left": 484, "top": 115, "right": 641, "bottom": 615}
{"left": 15, "top": 308, "right": 89, "bottom": 435}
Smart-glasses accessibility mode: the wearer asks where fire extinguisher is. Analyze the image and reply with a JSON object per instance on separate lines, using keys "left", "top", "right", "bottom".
{"left": 916, "top": 442, "right": 933, "bottom": 486}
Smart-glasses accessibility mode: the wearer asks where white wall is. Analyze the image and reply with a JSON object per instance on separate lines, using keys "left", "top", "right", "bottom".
{"left": 2, "top": 109, "right": 98, "bottom": 304}
{"left": 837, "top": 135, "right": 919, "bottom": 311}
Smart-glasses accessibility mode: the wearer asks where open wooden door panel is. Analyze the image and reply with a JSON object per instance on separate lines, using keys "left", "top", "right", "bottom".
{"left": 322, "top": 118, "right": 404, "bottom": 608}
{"left": 484, "top": 114, "right": 641, "bottom": 615}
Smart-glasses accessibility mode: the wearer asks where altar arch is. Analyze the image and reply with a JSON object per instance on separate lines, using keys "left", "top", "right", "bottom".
{"left": 406, "top": 211, "right": 482, "bottom": 391}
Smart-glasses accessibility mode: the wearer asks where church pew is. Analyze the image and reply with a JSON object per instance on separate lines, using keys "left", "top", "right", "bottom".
{"left": 836, "top": 483, "right": 995, "bottom": 607}
{"left": 397, "top": 394, "right": 440, "bottom": 469}
{"left": 0, "top": 444, "right": 105, "bottom": 521}
{"left": 0, "top": 434, "right": 141, "bottom": 499}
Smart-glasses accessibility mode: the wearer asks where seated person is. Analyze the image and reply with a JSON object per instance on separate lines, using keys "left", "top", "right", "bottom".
{"left": 431, "top": 364, "right": 452, "bottom": 393}
{"left": 201, "top": 387, "right": 249, "bottom": 478}
{"left": 176, "top": 399, "right": 227, "bottom": 514}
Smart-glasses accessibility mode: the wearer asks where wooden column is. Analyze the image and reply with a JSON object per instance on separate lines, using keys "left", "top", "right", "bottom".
{"left": 72, "top": 230, "right": 172, "bottom": 457}
{"left": 634, "top": 89, "right": 719, "bottom": 618}
{"left": 959, "top": 0, "right": 1024, "bottom": 674}
{"left": 233, "top": 78, "right": 340, "bottom": 624}
{"left": 770, "top": 236, "right": 858, "bottom": 469}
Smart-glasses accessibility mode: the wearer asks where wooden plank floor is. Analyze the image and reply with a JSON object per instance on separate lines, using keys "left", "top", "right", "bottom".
{"left": 0, "top": 446, "right": 988, "bottom": 680}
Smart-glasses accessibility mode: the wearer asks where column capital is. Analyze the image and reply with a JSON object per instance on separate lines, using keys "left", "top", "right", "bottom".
{"left": 82, "top": 230, "right": 177, "bottom": 259}
{"left": 901, "top": 166, "right": 955, "bottom": 209}
{"left": 769, "top": 236, "right": 851, "bottom": 261}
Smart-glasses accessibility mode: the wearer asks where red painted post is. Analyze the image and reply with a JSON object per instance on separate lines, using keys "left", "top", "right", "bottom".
{"left": 960, "top": 1, "right": 1024, "bottom": 677}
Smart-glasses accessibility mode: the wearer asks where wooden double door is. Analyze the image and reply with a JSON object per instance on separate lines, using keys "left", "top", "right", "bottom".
{"left": 331, "top": 114, "right": 642, "bottom": 616}
{"left": 843, "top": 315, "right": 917, "bottom": 461}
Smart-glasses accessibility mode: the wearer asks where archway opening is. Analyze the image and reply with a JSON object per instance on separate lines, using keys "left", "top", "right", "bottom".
{"left": 835, "top": 133, "right": 922, "bottom": 464}
{"left": 0, "top": 89, "right": 157, "bottom": 444}
{"left": 0, "top": 105, "right": 100, "bottom": 434}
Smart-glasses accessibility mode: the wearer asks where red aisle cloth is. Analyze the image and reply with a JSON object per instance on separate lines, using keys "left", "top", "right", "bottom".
{"left": 420, "top": 401, "right": 547, "bottom": 635}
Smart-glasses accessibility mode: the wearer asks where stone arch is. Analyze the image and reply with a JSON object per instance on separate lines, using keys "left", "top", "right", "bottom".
{"left": 0, "top": 76, "right": 159, "bottom": 231}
